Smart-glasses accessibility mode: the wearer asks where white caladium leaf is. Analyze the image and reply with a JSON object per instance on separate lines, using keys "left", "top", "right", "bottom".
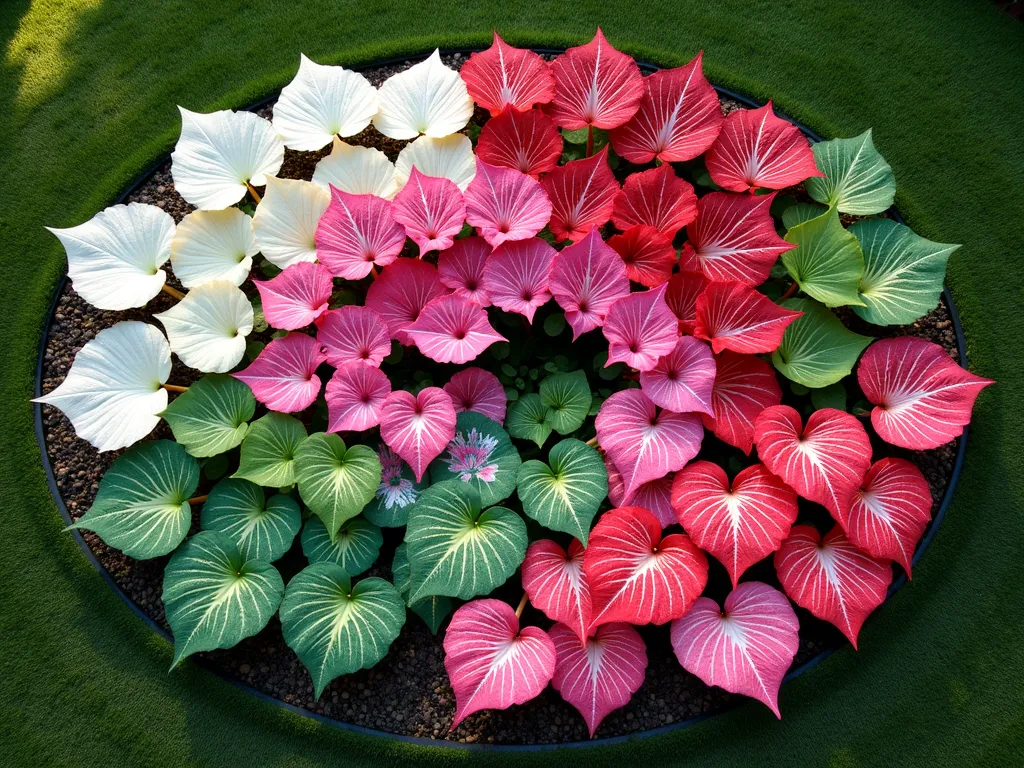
{"left": 48, "top": 203, "right": 174, "bottom": 310}
{"left": 395, "top": 134, "right": 476, "bottom": 192}
{"left": 200, "top": 478, "right": 302, "bottom": 562}
{"left": 155, "top": 281, "right": 253, "bottom": 373}
{"left": 313, "top": 138, "right": 399, "bottom": 199}
{"left": 171, "top": 107, "right": 284, "bottom": 210}
{"left": 373, "top": 50, "right": 473, "bottom": 140}
{"left": 34, "top": 321, "right": 171, "bottom": 452}
{"left": 273, "top": 54, "right": 378, "bottom": 150}
{"left": 170, "top": 208, "right": 258, "bottom": 288}
{"left": 252, "top": 176, "right": 330, "bottom": 269}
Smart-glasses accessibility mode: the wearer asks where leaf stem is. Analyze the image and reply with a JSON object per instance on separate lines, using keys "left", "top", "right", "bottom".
{"left": 514, "top": 592, "right": 529, "bottom": 619}
{"left": 161, "top": 284, "right": 186, "bottom": 300}
{"left": 585, "top": 436, "right": 599, "bottom": 448}
{"left": 246, "top": 181, "right": 263, "bottom": 204}
{"left": 188, "top": 495, "right": 208, "bottom": 504}
{"left": 779, "top": 281, "right": 800, "bottom": 302}
{"left": 370, "top": 265, "right": 379, "bottom": 280}
{"left": 586, "top": 124, "right": 594, "bottom": 158}
{"left": 161, "top": 383, "right": 189, "bottom": 393}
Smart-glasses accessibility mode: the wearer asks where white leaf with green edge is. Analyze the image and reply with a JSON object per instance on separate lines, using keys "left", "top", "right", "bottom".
{"left": 155, "top": 281, "right": 254, "bottom": 373}
{"left": 301, "top": 516, "right": 382, "bottom": 576}
{"left": 161, "top": 374, "right": 255, "bottom": 457}
{"left": 170, "top": 208, "right": 258, "bottom": 289}
{"left": 69, "top": 440, "right": 198, "bottom": 559}
{"left": 781, "top": 202, "right": 828, "bottom": 231}
{"left": 392, "top": 542, "right": 453, "bottom": 634}
{"left": 516, "top": 438, "right": 607, "bottom": 544}
{"left": 805, "top": 130, "right": 895, "bottom": 215}
{"left": 428, "top": 412, "right": 521, "bottom": 507}
{"left": 851, "top": 218, "right": 959, "bottom": 325}
{"left": 362, "top": 443, "right": 428, "bottom": 528}
{"left": 540, "top": 371, "right": 592, "bottom": 435}
{"left": 295, "top": 433, "right": 381, "bottom": 539}
{"left": 233, "top": 412, "right": 307, "bottom": 488}
{"left": 405, "top": 482, "right": 527, "bottom": 603}
{"left": 163, "top": 530, "right": 284, "bottom": 666}
{"left": 200, "top": 478, "right": 301, "bottom": 562}
{"left": 771, "top": 299, "right": 873, "bottom": 388}
{"left": 782, "top": 207, "right": 865, "bottom": 307}
{"left": 280, "top": 564, "right": 405, "bottom": 697}
{"left": 506, "top": 393, "right": 553, "bottom": 448}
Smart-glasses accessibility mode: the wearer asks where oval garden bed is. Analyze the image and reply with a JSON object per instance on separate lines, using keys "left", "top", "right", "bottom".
{"left": 35, "top": 37, "right": 989, "bottom": 746}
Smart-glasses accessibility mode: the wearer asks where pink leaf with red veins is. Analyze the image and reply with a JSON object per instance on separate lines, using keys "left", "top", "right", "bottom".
{"left": 481, "top": 238, "right": 556, "bottom": 323}
{"left": 380, "top": 387, "right": 457, "bottom": 482}
{"left": 316, "top": 305, "right": 391, "bottom": 368}
{"left": 365, "top": 258, "right": 446, "bottom": 344}
{"left": 671, "top": 462, "right": 798, "bottom": 587}
{"left": 522, "top": 539, "right": 592, "bottom": 646}
{"left": 459, "top": 32, "right": 556, "bottom": 115}
{"left": 324, "top": 361, "right": 391, "bottom": 433}
{"left": 549, "top": 228, "right": 630, "bottom": 340}
{"left": 405, "top": 294, "right": 507, "bottom": 364}
{"left": 315, "top": 187, "right": 406, "bottom": 279}
{"left": 437, "top": 236, "right": 491, "bottom": 307}
{"left": 607, "top": 225, "right": 676, "bottom": 288}
{"left": 550, "top": 622, "right": 647, "bottom": 737}
{"left": 701, "top": 351, "right": 782, "bottom": 454}
{"left": 253, "top": 262, "right": 333, "bottom": 330}
{"left": 857, "top": 337, "right": 993, "bottom": 450}
{"left": 541, "top": 147, "right": 620, "bottom": 242}
{"left": 609, "top": 52, "right": 723, "bottom": 164}
{"left": 610, "top": 164, "right": 697, "bottom": 237}
{"left": 705, "top": 102, "right": 823, "bottom": 192}
{"left": 693, "top": 280, "right": 802, "bottom": 354}
{"left": 602, "top": 283, "right": 680, "bottom": 371}
{"left": 443, "top": 367, "right": 507, "bottom": 424}
{"left": 665, "top": 270, "right": 709, "bottom": 335}
{"left": 584, "top": 506, "right": 708, "bottom": 629}
{"left": 444, "top": 599, "right": 557, "bottom": 727}
{"left": 464, "top": 159, "right": 552, "bottom": 248}
{"left": 476, "top": 107, "right": 562, "bottom": 178}
{"left": 605, "top": 456, "right": 676, "bottom": 528}
{"left": 670, "top": 582, "right": 799, "bottom": 717}
{"left": 754, "top": 405, "right": 872, "bottom": 519}
{"left": 391, "top": 167, "right": 466, "bottom": 256}
{"left": 775, "top": 525, "right": 892, "bottom": 648}
{"left": 639, "top": 336, "right": 716, "bottom": 415}
{"left": 233, "top": 332, "right": 326, "bottom": 413}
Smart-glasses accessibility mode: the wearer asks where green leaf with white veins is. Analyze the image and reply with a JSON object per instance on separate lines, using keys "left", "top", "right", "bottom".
{"left": 162, "top": 374, "right": 255, "bottom": 457}
{"left": 392, "top": 542, "right": 453, "bottom": 634}
{"left": 301, "top": 516, "right": 382, "bottom": 577}
{"left": 506, "top": 393, "right": 552, "bottom": 448}
{"left": 428, "top": 412, "right": 521, "bottom": 507}
{"left": 296, "top": 433, "right": 381, "bottom": 540}
{"left": 540, "top": 370, "right": 591, "bottom": 435}
{"left": 772, "top": 299, "right": 873, "bottom": 388}
{"left": 783, "top": 206, "right": 865, "bottom": 307}
{"left": 517, "top": 438, "right": 607, "bottom": 544}
{"left": 805, "top": 129, "right": 896, "bottom": 215}
{"left": 200, "top": 478, "right": 301, "bottom": 562}
{"left": 233, "top": 412, "right": 307, "bottom": 487}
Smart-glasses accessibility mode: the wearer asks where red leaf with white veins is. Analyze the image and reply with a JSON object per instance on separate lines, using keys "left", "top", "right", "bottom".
{"left": 476, "top": 107, "right": 562, "bottom": 178}
{"left": 639, "top": 336, "right": 716, "bottom": 415}
{"left": 701, "top": 351, "right": 782, "bottom": 454}
{"left": 437, "top": 236, "right": 491, "bottom": 307}
{"left": 253, "top": 262, "right": 332, "bottom": 330}
{"left": 317, "top": 305, "right": 391, "bottom": 368}
{"left": 391, "top": 167, "right": 466, "bottom": 256}
{"left": 459, "top": 33, "right": 556, "bottom": 115}
{"left": 602, "top": 283, "right": 680, "bottom": 371}
{"left": 541, "top": 147, "right": 619, "bottom": 242}
{"left": 233, "top": 332, "right": 326, "bottom": 413}
{"left": 607, "top": 225, "right": 676, "bottom": 288}
{"left": 522, "top": 539, "right": 592, "bottom": 646}
{"left": 405, "top": 294, "right": 506, "bottom": 364}
{"left": 325, "top": 361, "right": 391, "bottom": 433}
{"left": 315, "top": 188, "right": 406, "bottom": 279}
{"left": 365, "top": 258, "right": 446, "bottom": 344}
{"left": 481, "top": 238, "right": 556, "bottom": 323}
{"left": 464, "top": 159, "right": 552, "bottom": 248}
{"left": 549, "top": 228, "right": 630, "bottom": 340}
{"left": 610, "top": 164, "right": 697, "bottom": 237}
{"left": 380, "top": 387, "right": 457, "bottom": 481}
{"left": 443, "top": 367, "right": 507, "bottom": 424}
{"left": 605, "top": 456, "right": 676, "bottom": 528}
{"left": 693, "top": 280, "right": 801, "bottom": 354}
{"left": 665, "top": 270, "right": 709, "bottom": 335}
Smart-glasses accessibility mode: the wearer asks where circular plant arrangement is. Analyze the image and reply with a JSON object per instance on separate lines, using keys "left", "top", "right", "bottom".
{"left": 36, "top": 32, "right": 993, "bottom": 744}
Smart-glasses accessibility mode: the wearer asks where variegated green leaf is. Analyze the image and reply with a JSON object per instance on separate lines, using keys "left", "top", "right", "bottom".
{"left": 300, "top": 516, "right": 382, "bottom": 576}
{"left": 428, "top": 412, "right": 520, "bottom": 507}
{"left": 506, "top": 392, "right": 552, "bottom": 448}
{"left": 392, "top": 542, "right": 452, "bottom": 634}
{"left": 362, "top": 442, "right": 428, "bottom": 528}
{"left": 200, "top": 478, "right": 301, "bottom": 562}
{"left": 540, "top": 370, "right": 591, "bottom": 435}
{"left": 805, "top": 130, "right": 895, "bottom": 215}
{"left": 162, "top": 374, "right": 256, "bottom": 458}
{"left": 295, "top": 433, "right": 381, "bottom": 539}
{"left": 772, "top": 299, "right": 873, "bottom": 388}
{"left": 782, "top": 202, "right": 828, "bottom": 230}
{"left": 783, "top": 206, "right": 865, "bottom": 307}
{"left": 233, "top": 412, "right": 307, "bottom": 487}
{"left": 516, "top": 438, "right": 607, "bottom": 544}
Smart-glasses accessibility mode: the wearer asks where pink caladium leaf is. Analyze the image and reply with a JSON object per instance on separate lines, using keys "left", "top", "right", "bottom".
{"left": 315, "top": 187, "right": 407, "bottom": 279}
{"left": 316, "top": 305, "right": 391, "bottom": 368}
{"left": 391, "top": 167, "right": 466, "bottom": 256}
{"left": 595, "top": 389, "right": 703, "bottom": 498}
{"left": 550, "top": 621, "right": 647, "bottom": 737}
{"left": 671, "top": 462, "right": 798, "bottom": 587}
{"left": 680, "top": 192, "right": 796, "bottom": 286}
{"left": 365, "top": 258, "right": 446, "bottom": 344}
{"left": 584, "top": 506, "right": 708, "bottom": 629}
{"left": 253, "top": 262, "right": 333, "bottom": 330}
{"left": 857, "top": 337, "right": 993, "bottom": 450}
{"left": 233, "top": 332, "right": 327, "bottom": 413}
{"left": 665, "top": 270, "right": 709, "bottom": 335}
{"left": 476, "top": 107, "right": 562, "bottom": 178}
{"left": 754, "top": 405, "right": 872, "bottom": 519}
{"left": 607, "top": 225, "right": 676, "bottom": 288}
{"left": 705, "top": 102, "right": 823, "bottom": 192}
{"left": 609, "top": 52, "right": 723, "bottom": 164}
{"left": 775, "top": 525, "right": 891, "bottom": 648}
{"left": 639, "top": 336, "right": 716, "bottom": 415}
{"left": 546, "top": 28, "right": 644, "bottom": 130}
{"left": 602, "top": 283, "right": 680, "bottom": 371}
{"left": 693, "top": 280, "right": 802, "bottom": 354}
{"left": 380, "top": 387, "right": 457, "bottom": 482}
{"left": 437, "top": 236, "right": 491, "bottom": 307}
{"left": 405, "top": 294, "right": 507, "bottom": 364}
{"left": 549, "top": 227, "right": 630, "bottom": 340}
{"left": 522, "top": 539, "right": 592, "bottom": 646}
{"left": 541, "top": 147, "right": 619, "bottom": 242}
{"left": 444, "top": 598, "right": 557, "bottom": 728}
{"left": 481, "top": 238, "right": 557, "bottom": 323}
{"left": 464, "top": 159, "right": 552, "bottom": 248}
{"left": 605, "top": 457, "right": 676, "bottom": 528}
{"left": 443, "top": 367, "right": 507, "bottom": 423}
{"left": 325, "top": 361, "right": 391, "bottom": 433}
{"left": 670, "top": 582, "right": 799, "bottom": 717}
{"left": 459, "top": 32, "right": 556, "bottom": 115}
{"left": 701, "top": 350, "right": 782, "bottom": 454}
{"left": 610, "top": 164, "right": 697, "bottom": 237}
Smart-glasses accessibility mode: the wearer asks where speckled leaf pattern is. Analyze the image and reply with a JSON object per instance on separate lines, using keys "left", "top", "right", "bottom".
{"left": 301, "top": 516, "right": 383, "bottom": 577}
{"left": 200, "top": 478, "right": 301, "bottom": 562}
{"left": 772, "top": 299, "right": 873, "bottom": 388}
{"left": 517, "top": 439, "right": 607, "bottom": 543}
{"left": 161, "top": 374, "right": 255, "bottom": 458}
{"left": 233, "top": 412, "right": 308, "bottom": 488}
{"left": 295, "top": 433, "right": 381, "bottom": 539}
{"left": 805, "top": 130, "right": 896, "bottom": 216}
{"left": 429, "top": 412, "right": 521, "bottom": 507}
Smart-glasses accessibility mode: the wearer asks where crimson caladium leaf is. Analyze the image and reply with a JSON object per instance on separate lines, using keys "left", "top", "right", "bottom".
{"left": 584, "top": 506, "right": 708, "bottom": 629}
{"left": 541, "top": 147, "right": 619, "bottom": 242}
{"left": 605, "top": 457, "right": 676, "bottom": 528}
{"left": 754, "top": 405, "right": 872, "bottom": 518}
{"left": 437, "top": 236, "right": 491, "bottom": 307}
{"left": 701, "top": 350, "right": 782, "bottom": 454}
{"left": 857, "top": 337, "right": 993, "bottom": 450}
{"left": 665, "top": 270, "right": 709, "bottom": 335}
{"left": 693, "top": 280, "right": 802, "bottom": 354}
{"left": 522, "top": 539, "right": 592, "bottom": 646}
{"left": 315, "top": 188, "right": 406, "bottom": 279}
{"left": 775, "top": 525, "right": 891, "bottom": 648}
{"left": 476, "top": 107, "right": 562, "bottom": 178}
{"left": 380, "top": 387, "right": 457, "bottom": 482}
{"left": 325, "top": 361, "right": 391, "bottom": 433}
{"left": 365, "top": 258, "right": 446, "bottom": 344}
{"left": 549, "top": 228, "right": 630, "bottom": 340}
{"left": 607, "top": 225, "right": 676, "bottom": 288}
{"left": 406, "top": 294, "right": 506, "bottom": 364}
{"left": 639, "top": 336, "right": 716, "bottom": 415}
{"left": 671, "top": 582, "right": 799, "bottom": 717}
{"left": 706, "top": 102, "right": 823, "bottom": 192}
{"left": 464, "top": 159, "right": 552, "bottom": 248}
{"left": 609, "top": 52, "right": 723, "bottom": 164}
{"left": 391, "top": 167, "right": 466, "bottom": 256}
{"left": 602, "top": 283, "right": 680, "bottom": 371}
{"left": 234, "top": 332, "right": 327, "bottom": 413}
{"left": 611, "top": 163, "right": 697, "bottom": 237}
{"left": 459, "top": 32, "right": 555, "bottom": 115}
{"left": 443, "top": 367, "right": 507, "bottom": 424}
{"left": 253, "top": 262, "right": 332, "bottom": 330}
{"left": 481, "top": 238, "right": 557, "bottom": 323}
{"left": 444, "top": 599, "right": 556, "bottom": 728}
{"left": 317, "top": 305, "right": 391, "bottom": 368}
{"left": 671, "top": 461, "right": 798, "bottom": 587}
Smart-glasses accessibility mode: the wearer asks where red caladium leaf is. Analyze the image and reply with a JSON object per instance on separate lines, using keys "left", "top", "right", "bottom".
{"left": 476, "top": 107, "right": 562, "bottom": 178}
{"left": 639, "top": 336, "right": 716, "bottom": 415}
{"left": 754, "top": 405, "right": 872, "bottom": 519}
{"left": 325, "top": 361, "right": 391, "bottom": 433}
{"left": 693, "top": 280, "right": 802, "bottom": 354}
{"left": 443, "top": 367, "right": 507, "bottom": 424}
{"left": 481, "top": 238, "right": 557, "bottom": 323}
{"left": 522, "top": 539, "right": 592, "bottom": 646}
{"left": 546, "top": 28, "right": 644, "bottom": 130}
{"left": 609, "top": 52, "right": 723, "bottom": 164}
{"left": 701, "top": 351, "right": 782, "bottom": 454}
{"left": 365, "top": 258, "right": 446, "bottom": 344}
{"left": 437, "top": 236, "right": 491, "bottom": 307}
{"left": 605, "top": 457, "right": 676, "bottom": 528}
{"left": 464, "top": 159, "right": 552, "bottom": 248}
{"left": 549, "top": 228, "right": 630, "bottom": 340}
{"left": 444, "top": 598, "right": 557, "bottom": 727}
{"left": 602, "top": 283, "right": 680, "bottom": 371}
{"left": 315, "top": 188, "right": 406, "bottom": 279}
{"left": 316, "top": 305, "right": 391, "bottom": 368}
{"left": 610, "top": 163, "right": 697, "bottom": 237}
{"left": 550, "top": 621, "right": 647, "bottom": 737}
{"left": 606, "top": 225, "right": 676, "bottom": 288}
{"left": 380, "top": 387, "right": 457, "bottom": 482}
{"left": 857, "top": 337, "right": 993, "bottom": 450}
{"left": 541, "top": 147, "right": 619, "bottom": 242}
{"left": 705, "top": 102, "right": 823, "bottom": 192}
{"left": 405, "top": 294, "right": 507, "bottom": 364}
{"left": 775, "top": 525, "right": 892, "bottom": 648}
{"left": 253, "top": 262, "right": 333, "bottom": 330}
{"left": 233, "top": 332, "right": 327, "bottom": 413}
{"left": 671, "top": 461, "right": 798, "bottom": 587}
{"left": 584, "top": 506, "right": 708, "bottom": 629}
{"left": 670, "top": 582, "right": 799, "bottom": 717}
{"left": 665, "top": 270, "right": 709, "bottom": 335}
{"left": 459, "top": 32, "right": 556, "bottom": 115}
{"left": 391, "top": 167, "right": 466, "bottom": 256}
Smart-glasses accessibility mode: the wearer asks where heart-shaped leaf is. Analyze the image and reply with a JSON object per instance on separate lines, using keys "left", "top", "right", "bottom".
{"left": 476, "top": 107, "right": 562, "bottom": 178}
{"left": 602, "top": 283, "right": 680, "bottom": 372}
{"left": 171, "top": 208, "right": 258, "bottom": 289}
{"left": 373, "top": 49, "right": 473, "bottom": 140}
{"left": 665, "top": 270, "right": 709, "bottom": 335}
{"left": 233, "top": 412, "right": 308, "bottom": 488}
{"left": 639, "top": 336, "right": 716, "bottom": 415}
{"left": 395, "top": 134, "right": 477, "bottom": 191}
{"left": 380, "top": 387, "right": 457, "bottom": 482}
{"left": 391, "top": 542, "right": 454, "bottom": 634}
{"left": 315, "top": 187, "right": 406, "bottom": 280}
{"left": 233, "top": 332, "right": 327, "bottom": 413}
{"left": 700, "top": 351, "right": 782, "bottom": 454}
{"left": 443, "top": 367, "right": 507, "bottom": 424}
{"left": 155, "top": 281, "right": 253, "bottom": 373}
{"left": 406, "top": 294, "right": 507, "bottom": 364}
{"left": 782, "top": 206, "right": 865, "bottom": 307}
{"left": 805, "top": 130, "right": 895, "bottom": 215}
{"left": 301, "top": 516, "right": 383, "bottom": 576}
{"left": 517, "top": 438, "right": 607, "bottom": 543}
{"left": 607, "top": 225, "right": 676, "bottom": 288}
{"left": 481, "top": 238, "right": 557, "bottom": 323}
{"left": 437, "top": 236, "right": 491, "bottom": 307}
{"left": 605, "top": 458, "right": 676, "bottom": 528}
{"left": 317, "top": 305, "right": 391, "bottom": 368}
{"left": 459, "top": 33, "right": 555, "bottom": 114}
{"left": 610, "top": 163, "right": 697, "bottom": 237}
{"left": 254, "top": 262, "right": 333, "bottom": 331}
{"left": 693, "top": 280, "right": 802, "bottom": 354}
{"left": 521, "top": 539, "right": 592, "bottom": 646}
{"left": 200, "top": 478, "right": 301, "bottom": 562}
{"left": 392, "top": 167, "right": 466, "bottom": 256}
{"left": 365, "top": 258, "right": 447, "bottom": 344}
{"left": 429, "top": 412, "right": 521, "bottom": 506}
{"left": 324, "top": 362, "right": 391, "bottom": 433}
{"left": 772, "top": 299, "right": 873, "bottom": 388}
{"left": 252, "top": 177, "right": 330, "bottom": 269}
{"left": 549, "top": 227, "right": 630, "bottom": 339}
{"left": 464, "top": 159, "right": 552, "bottom": 248}
{"left": 541, "top": 147, "right": 619, "bottom": 242}
{"left": 540, "top": 371, "right": 592, "bottom": 434}
{"left": 363, "top": 442, "right": 428, "bottom": 527}
{"left": 295, "top": 433, "right": 381, "bottom": 538}
{"left": 312, "top": 138, "right": 398, "bottom": 199}
{"left": 161, "top": 373, "right": 255, "bottom": 457}
{"left": 506, "top": 393, "right": 553, "bottom": 448}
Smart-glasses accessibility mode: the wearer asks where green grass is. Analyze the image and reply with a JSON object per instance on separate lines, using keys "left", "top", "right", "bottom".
{"left": 2, "top": 1, "right": 1023, "bottom": 765}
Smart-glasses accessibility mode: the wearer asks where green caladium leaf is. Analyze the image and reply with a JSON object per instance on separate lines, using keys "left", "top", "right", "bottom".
{"left": 279, "top": 564, "right": 405, "bottom": 698}
{"left": 516, "top": 438, "right": 607, "bottom": 544}
{"left": 428, "top": 412, "right": 520, "bottom": 507}
{"left": 392, "top": 542, "right": 453, "bottom": 634}
{"left": 506, "top": 392, "right": 553, "bottom": 448}
{"left": 783, "top": 207, "right": 865, "bottom": 307}
{"left": 295, "top": 433, "right": 381, "bottom": 540}
{"left": 233, "top": 412, "right": 307, "bottom": 488}
{"left": 810, "top": 382, "right": 847, "bottom": 411}
{"left": 300, "top": 516, "right": 382, "bottom": 576}
{"left": 69, "top": 440, "right": 198, "bottom": 559}
{"left": 162, "top": 374, "right": 256, "bottom": 458}
{"left": 805, "top": 130, "right": 896, "bottom": 215}
{"left": 850, "top": 218, "right": 960, "bottom": 325}
{"left": 361, "top": 442, "right": 428, "bottom": 528}
{"left": 540, "top": 370, "right": 592, "bottom": 435}
{"left": 405, "top": 482, "right": 527, "bottom": 603}
{"left": 782, "top": 202, "right": 829, "bottom": 231}
{"left": 772, "top": 299, "right": 873, "bottom": 388}
{"left": 199, "top": 478, "right": 301, "bottom": 562}
{"left": 163, "top": 530, "right": 284, "bottom": 667}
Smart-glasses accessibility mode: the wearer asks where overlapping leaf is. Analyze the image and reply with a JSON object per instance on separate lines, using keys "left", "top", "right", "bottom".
{"left": 171, "top": 208, "right": 257, "bottom": 289}
{"left": 252, "top": 176, "right": 330, "bottom": 269}
{"left": 312, "top": 138, "right": 398, "bottom": 199}
{"left": 363, "top": 443, "right": 428, "bottom": 527}
{"left": 155, "top": 281, "right": 253, "bottom": 373}
{"left": 610, "top": 163, "right": 697, "bottom": 237}
{"left": 464, "top": 159, "right": 552, "bottom": 248}
{"left": 541, "top": 148, "right": 619, "bottom": 242}
{"left": 693, "top": 280, "right": 802, "bottom": 354}
{"left": 373, "top": 49, "right": 472, "bottom": 139}
{"left": 606, "top": 225, "right": 676, "bottom": 288}
{"left": 406, "top": 294, "right": 507, "bottom": 364}
{"left": 301, "top": 516, "right": 383, "bottom": 576}
{"left": 201, "top": 478, "right": 301, "bottom": 562}
{"left": 295, "top": 433, "right": 381, "bottom": 538}
{"left": 639, "top": 336, "right": 716, "bottom": 415}
{"left": 324, "top": 362, "right": 391, "bottom": 432}
{"left": 700, "top": 351, "right": 782, "bottom": 454}
{"left": 392, "top": 167, "right": 466, "bottom": 255}
{"left": 364, "top": 258, "right": 446, "bottom": 344}
{"left": 481, "top": 238, "right": 556, "bottom": 323}
{"left": 437, "top": 236, "right": 492, "bottom": 307}
{"left": 602, "top": 283, "right": 680, "bottom": 371}
{"left": 506, "top": 393, "right": 553, "bottom": 448}
{"left": 429, "top": 412, "right": 521, "bottom": 506}
{"left": 233, "top": 332, "right": 327, "bottom": 413}
{"left": 521, "top": 539, "right": 592, "bottom": 646}
{"left": 391, "top": 542, "right": 453, "bottom": 633}
{"left": 782, "top": 206, "right": 866, "bottom": 307}
{"left": 380, "top": 387, "right": 457, "bottom": 482}
{"left": 395, "top": 134, "right": 477, "bottom": 191}
{"left": 476, "top": 107, "right": 562, "bottom": 178}
{"left": 254, "top": 262, "right": 333, "bottom": 331}
{"left": 315, "top": 187, "right": 406, "bottom": 279}
{"left": 772, "top": 299, "right": 873, "bottom": 388}
{"left": 443, "top": 367, "right": 507, "bottom": 424}
{"left": 805, "top": 130, "right": 895, "bottom": 215}
{"left": 664, "top": 270, "right": 709, "bottom": 335}
{"left": 540, "top": 370, "right": 592, "bottom": 434}
{"left": 162, "top": 374, "right": 255, "bottom": 458}
{"left": 549, "top": 228, "right": 630, "bottom": 339}
{"left": 517, "top": 438, "right": 607, "bottom": 543}
{"left": 605, "top": 459, "right": 676, "bottom": 528}
{"left": 460, "top": 33, "right": 555, "bottom": 114}
{"left": 317, "top": 305, "right": 391, "bottom": 368}
{"left": 233, "top": 412, "right": 308, "bottom": 488}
